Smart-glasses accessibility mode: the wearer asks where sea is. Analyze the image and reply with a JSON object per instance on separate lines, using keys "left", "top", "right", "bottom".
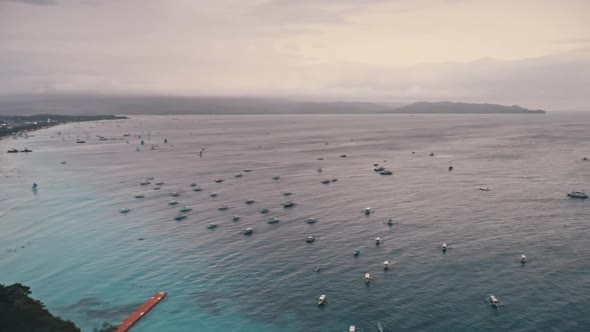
{"left": 1, "top": 114, "right": 589, "bottom": 332}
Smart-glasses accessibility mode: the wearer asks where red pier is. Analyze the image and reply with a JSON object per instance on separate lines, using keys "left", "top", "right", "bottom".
{"left": 116, "top": 292, "right": 167, "bottom": 332}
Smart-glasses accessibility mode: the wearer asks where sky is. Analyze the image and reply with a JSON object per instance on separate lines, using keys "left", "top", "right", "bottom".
{"left": 0, "top": 0, "right": 589, "bottom": 110}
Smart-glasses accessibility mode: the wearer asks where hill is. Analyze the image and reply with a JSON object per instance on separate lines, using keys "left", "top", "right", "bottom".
{"left": 388, "top": 101, "right": 546, "bottom": 114}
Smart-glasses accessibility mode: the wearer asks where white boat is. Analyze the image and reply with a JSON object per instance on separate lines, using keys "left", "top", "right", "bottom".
{"left": 318, "top": 294, "right": 326, "bottom": 305}
{"left": 268, "top": 217, "right": 280, "bottom": 224}
{"left": 374, "top": 166, "right": 385, "bottom": 172}
{"left": 363, "top": 273, "right": 371, "bottom": 283}
{"left": 377, "top": 321, "right": 384, "bottom": 332}
{"left": 260, "top": 208, "right": 269, "bottom": 214}
{"left": 383, "top": 261, "right": 390, "bottom": 270}
{"left": 306, "top": 218, "right": 317, "bottom": 224}
{"left": 140, "top": 180, "right": 150, "bottom": 186}
{"left": 375, "top": 237, "right": 381, "bottom": 245}
{"left": 120, "top": 207, "right": 130, "bottom": 213}
{"left": 243, "top": 228, "right": 253, "bottom": 234}
{"left": 567, "top": 191, "right": 588, "bottom": 199}
{"left": 349, "top": 326, "right": 356, "bottom": 332}
{"left": 168, "top": 200, "right": 178, "bottom": 206}
{"left": 306, "top": 236, "right": 315, "bottom": 243}
{"left": 354, "top": 248, "right": 361, "bottom": 256}
{"left": 489, "top": 295, "right": 500, "bottom": 307}
{"left": 179, "top": 206, "right": 192, "bottom": 213}
{"left": 521, "top": 254, "right": 528, "bottom": 263}
{"left": 442, "top": 243, "right": 448, "bottom": 251}
{"left": 232, "top": 215, "right": 240, "bottom": 221}
{"left": 207, "top": 223, "right": 217, "bottom": 229}
{"left": 364, "top": 207, "right": 371, "bottom": 215}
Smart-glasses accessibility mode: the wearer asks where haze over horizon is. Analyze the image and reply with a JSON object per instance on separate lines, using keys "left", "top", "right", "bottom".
{"left": 1, "top": 0, "right": 589, "bottom": 111}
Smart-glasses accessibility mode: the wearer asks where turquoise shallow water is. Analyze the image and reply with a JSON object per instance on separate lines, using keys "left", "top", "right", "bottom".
{"left": 1, "top": 114, "right": 590, "bottom": 331}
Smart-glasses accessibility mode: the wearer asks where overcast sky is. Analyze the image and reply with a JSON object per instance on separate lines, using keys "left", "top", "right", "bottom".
{"left": 1, "top": 0, "right": 588, "bottom": 110}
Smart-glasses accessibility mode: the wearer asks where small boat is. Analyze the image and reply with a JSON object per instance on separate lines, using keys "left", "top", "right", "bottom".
{"left": 7, "top": 148, "right": 19, "bottom": 153}
{"left": 140, "top": 140, "right": 144, "bottom": 145}
{"left": 155, "top": 182, "right": 165, "bottom": 186}
{"left": 283, "top": 192, "right": 293, "bottom": 196}
{"left": 214, "top": 178, "right": 224, "bottom": 183}
{"left": 120, "top": 208, "right": 130, "bottom": 213}
{"left": 315, "top": 264, "right": 321, "bottom": 272}
{"left": 153, "top": 187, "right": 161, "bottom": 190}
{"left": 60, "top": 161, "right": 67, "bottom": 164}
{"left": 317, "top": 157, "right": 324, "bottom": 160}
{"left": 331, "top": 178, "right": 338, "bottom": 182}
{"left": 170, "top": 192, "right": 180, "bottom": 197}
{"left": 448, "top": 165, "right": 454, "bottom": 171}
{"left": 364, "top": 207, "right": 372, "bottom": 215}
{"left": 377, "top": 321, "right": 384, "bottom": 332}
{"left": 387, "top": 218, "right": 394, "bottom": 226}
{"left": 245, "top": 199, "right": 255, "bottom": 204}
{"left": 32, "top": 182, "right": 38, "bottom": 190}
{"left": 478, "top": 187, "right": 491, "bottom": 191}
{"left": 349, "top": 326, "right": 356, "bottom": 332}
{"left": 268, "top": 217, "right": 280, "bottom": 224}
{"left": 306, "top": 218, "right": 317, "bottom": 224}
{"left": 235, "top": 174, "right": 243, "bottom": 178}
{"left": 192, "top": 187, "right": 202, "bottom": 192}
{"left": 321, "top": 179, "right": 330, "bottom": 184}
{"left": 379, "top": 170, "right": 393, "bottom": 175}
{"left": 272, "top": 176, "right": 280, "bottom": 180}
{"left": 232, "top": 215, "right": 240, "bottom": 221}
{"left": 210, "top": 192, "right": 218, "bottom": 197}
{"left": 136, "top": 147, "right": 141, "bottom": 152}
{"left": 168, "top": 200, "right": 178, "bottom": 205}
{"left": 134, "top": 194, "right": 145, "bottom": 199}
{"left": 174, "top": 214, "right": 186, "bottom": 221}
{"left": 140, "top": 180, "right": 150, "bottom": 186}
{"left": 306, "top": 236, "right": 315, "bottom": 243}
{"left": 567, "top": 191, "right": 588, "bottom": 199}
{"left": 317, "top": 167, "right": 322, "bottom": 173}
{"left": 430, "top": 152, "right": 434, "bottom": 156}
{"left": 20, "top": 148, "right": 32, "bottom": 153}
{"left": 207, "top": 223, "right": 218, "bottom": 229}
{"left": 383, "top": 261, "right": 390, "bottom": 270}
{"left": 340, "top": 154, "right": 347, "bottom": 158}
{"left": 243, "top": 228, "right": 253, "bottom": 234}
{"left": 243, "top": 169, "right": 252, "bottom": 172}
{"left": 76, "top": 139, "right": 86, "bottom": 143}
{"left": 520, "top": 254, "right": 528, "bottom": 264}
{"left": 179, "top": 206, "right": 192, "bottom": 213}
{"left": 374, "top": 166, "right": 385, "bottom": 172}
{"left": 442, "top": 243, "right": 448, "bottom": 251}
{"left": 363, "top": 273, "right": 371, "bottom": 283}
{"left": 190, "top": 183, "right": 197, "bottom": 187}
{"left": 354, "top": 248, "right": 361, "bottom": 256}
{"left": 489, "top": 295, "right": 500, "bottom": 307}
{"left": 318, "top": 294, "right": 326, "bottom": 305}
{"left": 282, "top": 201, "right": 296, "bottom": 208}
{"left": 583, "top": 157, "right": 588, "bottom": 161}
{"left": 375, "top": 237, "right": 381, "bottom": 245}
{"left": 373, "top": 163, "right": 379, "bottom": 166}
{"left": 218, "top": 205, "right": 229, "bottom": 211}
{"left": 260, "top": 208, "right": 270, "bottom": 214}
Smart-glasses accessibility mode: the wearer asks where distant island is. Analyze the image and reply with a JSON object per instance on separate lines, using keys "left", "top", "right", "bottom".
{"left": 0, "top": 114, "right": 127, "bottom": 140}
{"left": 387, "top": 101, "right": 546, "bottom": 114}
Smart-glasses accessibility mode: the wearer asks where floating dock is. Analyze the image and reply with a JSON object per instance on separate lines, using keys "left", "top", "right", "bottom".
{"left": 116, "top": 292, "right": 167, "bottom": 332}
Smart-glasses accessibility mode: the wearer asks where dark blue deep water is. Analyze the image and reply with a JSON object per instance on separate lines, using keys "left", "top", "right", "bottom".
{"left": 1, "top": 114, "right": 589, "bottom": 331}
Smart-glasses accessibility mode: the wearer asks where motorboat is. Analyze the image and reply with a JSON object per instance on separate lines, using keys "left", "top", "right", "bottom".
{"left": 153, "top": 187, "right": 161, "bottom": 190}
{"left": 207, "top": 223, "right": 218, "bottom": 229}
{"left": 235, "top": 174, "right": 243, "bottom": 178}
{"left": 168, "top": 200, "right": 178, "bottom": 206}
{"left": 283, "top": 192, "right": 293, "bottom": 196}
{"left": 32, "top": 183, "right": 38, "bottom": 190}
{"left": 190, "top": 183, "right": 197, "bottom": 187}
{"left": 363, "top": 273, "right": 372, "bottom": 283}
{"left": 245, "top": 199, "right": 255, "bottom": 204}
{"left": 567, "top": 191, "right": 588, "bottom": 199}
{"left": 349, "top": 326, "right": 356, "bottom": 332}
{"left": 321, "top": 179, "right": 330, "bottom": 184}
{"left": 170, "top": 192, "right": 180, "bottom": 197}
{"left": 317, "top": 157, "right": 324, "bottom": 160}
{"left": 174, "top": 214, "right": 186, "bottom": 221}
{"left": 272, "top": 176, "right": 280, "bottom": 180}
{"left": 214, "top": 178, "right": 224, "bottom": 183}
{"left": 282, "top": 201, "right": 296, "bottom": 208}
{"left": 318, "top": 294, "right": 326, "bottom": 305}
{"left": 387, "top": 218, "right": 394, "bottom": 226}
{"left": 340, "top": 154, "right": 347, "bottom": 158}
{"left": 379, "top": 170, "right": 393, "bottom": 175}
{"left": 383, "top": 261, "right": 390, "bottom": 270}
{"left": 20, "top": 148, "right": 32, "bottom": 153}
{"left": 243, "top": 169, "right": 252, "bottom": 172}
{"left": 306, "top": 218, "right": 317, "bottom": 224}
{"left": 375, "top": 237, "right": 381, "bottom": 245}
{"left": 478, "top": 187, "right": 491, "bottom": 191}
{"left": 7, "top": 148, "right": 19, "bottom": 153}
{"left": 232, "top": 215, "right": 240, "bottom": 221}
{"left": 140, "top": 180, "right": 150, "bottom": 186}
{"left": 155, "top": 182, "right": 165, "bottom": 186}
{"left": 377, "top": 321, "right": 384, "bottom": 332}
{"left": 373, "top": 163, "right": 379, "bottom": 167}
{"left": 179, "top": 206, "right": 192, "bottom": 213}
{"left": 210, "top": 192, "right": 218, "bottom": 197}
{"left": 306, "top": 236, "right": 315, "bottom": 243}
{"left": 374, "top": 166, "right": 385, "bottom": 172}
{"left": 120, "top": 208, "right": 130, "bottom": 213}
{"left": 315, "top": 264, "right": 321, "bottom": 272}
{"left": 76, "top": 139, "right": 86, "bottom": 143}
{"left": 521, "top": 254, "right": 528, "bottom": 264}
{"left": 243, "top": 228, "right": 253, "bottom": 234}
{"left": 489, "top": 295, "right": 500, "bottom": 307}
{"left": 268, "top": 217, "right": 280, "bottom": 224}
{"left": 134, "top": 194, "right": 145, "bottom": 199}
{"left": 364, "top": 207, "right": 371, "bottom": 215}
{"left": 192, "top": 187, "right": 202, "bottom": 192}
{"left": 218, "top": 206, "right": 229, "bottom": 211}
{"left": 260, "top": 208, "right": 270, "bottom": 214}
{"left": 331, "top": 178, "right": 338, "bottom": 182}
{"left": 60, "top": 161, "right": 67, "bottom": 164}
{"left": 442, "top": 243, "right": 448, "bottom": 251}
{"left": 354, "top": 248, "right": 361, "bottom": 256}
{"left": 430, "top": 152, "right": 434, "bottom": 156}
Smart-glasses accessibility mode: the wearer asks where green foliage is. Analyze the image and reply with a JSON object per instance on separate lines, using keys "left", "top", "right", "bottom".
{"left": 92, "top": 322, "right": 118, "bottom": 332}
{"left": 0, "top": 283, "right": 81, "bottom": 332}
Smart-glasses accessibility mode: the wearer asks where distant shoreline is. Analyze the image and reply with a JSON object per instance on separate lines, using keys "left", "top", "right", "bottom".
{"left": 0, "top": 114, "right": 127, "bottom": 141}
